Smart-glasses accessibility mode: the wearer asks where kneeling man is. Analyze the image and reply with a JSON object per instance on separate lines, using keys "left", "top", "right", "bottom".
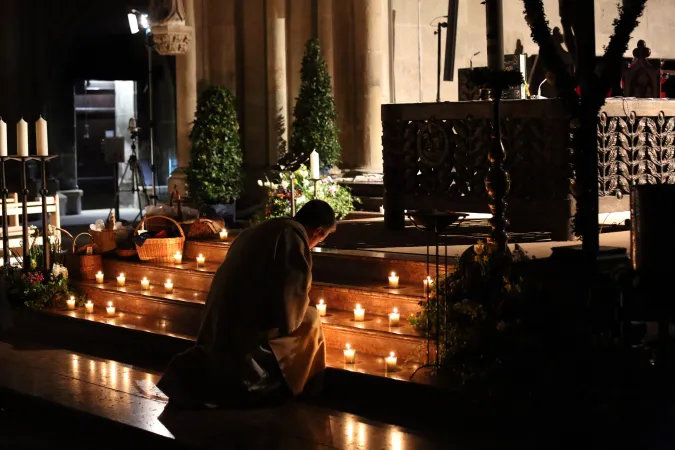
{"left": 158, "top": 200, "right": 336, "bottom": 408}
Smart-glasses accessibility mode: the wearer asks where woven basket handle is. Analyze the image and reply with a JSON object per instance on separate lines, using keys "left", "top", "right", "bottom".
{"left": 53, "top": 227, "right": 74, "bottom": 241}
{"left": 198, "top": 218, "right": 219, "bottom": 233}
{"left": 72, "top": 232, "right": 94, "bottom": 253}
{"left": 135, "top": 215, "right": 186, "bottom": 239}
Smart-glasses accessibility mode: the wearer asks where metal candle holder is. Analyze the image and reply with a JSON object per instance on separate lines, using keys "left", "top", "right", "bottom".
{"left": 310, "top": 178, "right": 321, "bottom": 199}
{"left": 0, "top": 157, "right": 9, "bottom": 269}
{"left": 7, "top": 155, "right": 57, "bottom": 274}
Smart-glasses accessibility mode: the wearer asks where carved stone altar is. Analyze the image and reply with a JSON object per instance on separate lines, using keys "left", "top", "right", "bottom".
{"left": 382, "top": 98, "right": 675, "bottom": 240}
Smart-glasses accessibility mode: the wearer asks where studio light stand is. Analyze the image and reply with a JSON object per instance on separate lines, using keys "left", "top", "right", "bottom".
{"left": 111, "top": 122, "right": 150, "bottom": 224}
{"left": 273, "top": 152, "right": 309, "bottom": 217}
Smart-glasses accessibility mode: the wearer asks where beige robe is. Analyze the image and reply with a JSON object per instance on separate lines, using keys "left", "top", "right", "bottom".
{"left": 158, "top": 218, "right": 325, "bottom": 405}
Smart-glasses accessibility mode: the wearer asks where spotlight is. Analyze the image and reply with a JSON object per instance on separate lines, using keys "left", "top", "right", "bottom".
{"left": 128, "top": 10, "right": 150, "bottom": 35}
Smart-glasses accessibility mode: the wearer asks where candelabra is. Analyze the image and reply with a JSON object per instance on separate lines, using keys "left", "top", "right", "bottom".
{"left": 0, "top": 157, "right": 9, "bottom": 269}
{"left": 311, "top": 178, "right": 321, "bottom": 199}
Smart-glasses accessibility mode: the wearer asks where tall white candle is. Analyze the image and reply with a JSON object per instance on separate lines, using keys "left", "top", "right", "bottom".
{"left": 0, "top": 118, "right": 7, "bottom": 157}
{"left": 16, "top": 119, "right": 28, "bottom": 157}
{"left": 309, "top": 150, "right": 320, "bottom": 179}
{"left": 36, "top": 116, "right": 48, "bottom": 156}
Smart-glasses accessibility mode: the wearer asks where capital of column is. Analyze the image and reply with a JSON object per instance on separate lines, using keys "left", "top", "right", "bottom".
{"left": 150, "top": 0, "right": 194, "bottom": 55}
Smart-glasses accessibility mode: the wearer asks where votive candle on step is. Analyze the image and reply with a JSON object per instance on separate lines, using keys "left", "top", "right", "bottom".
{"left": 343, "top": 344, "right": 356, "bottom": 364}
{"left": 353, "top": 304, "right": 365, "bottom": 322}
{"left": 316, "top": 299, "right": 327, "bottom": 317}
{"left": 388, "top": 272, "right": 399, "bottom": 289}
{"left": 173, "top": 251, "right": 182, "bottom": 265}
{"left": 389, "top": 308, "right": 400, "bottom": 327}
{"left": 196, "top": 253, "right": 205, "bottom": 268}
{"left": 379, "top": 205, "right": 384, "bottom": 215}
{"left": 106, "top": 302, "right": 116, "bottom": 317}
{"left": 117, "top": 273, "right": 125, "bottom": 287}
{"left": 85, "top": 300, "right": 94, "bottom": 314}
{"left": 96, "top": 271, "right": 104, "bottom": 284}
{"left": 385, "top": 352, "right": 397, "bottom": 371}
{"left": 423, "top": 276, "right": 432, "bottom": 294}
{"left": 141, "top": 277, "right": 150, "bottom": 290}
{"left": 66, "top": 296, "right": 76, "bottom": 310}
{"left": 219, "top": 229, "right": 228, "bottom": 241}
{"left": 165, "top": 279, "right": 174, "bottom": 293}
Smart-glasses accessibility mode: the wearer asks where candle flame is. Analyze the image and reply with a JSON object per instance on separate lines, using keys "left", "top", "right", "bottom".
{"left": 70, "top": 295, "right": 75, "bottom": 301}
{"left": 107, "top": 301, "right": 113, "bottom": 307}
{"left": 390, "top": 272, "right": 396, "bottom": 277}
{"left": 346, "top": 344, "right": 351, "bottom": 350}
{"left": 166, "top": 279, "right": 172, "bottom": 283}
{"left": 175, "top": 251, "right": 181, "bottom": 257}
{"left": 86, "top": 300, "right": 92, "bottom": 305}
{"left": 198, "top": 253, "right": 203, "bottom": 258}
{"left": 393, "top": 308, "right": 398, "bottom": 313}
{"left": 389, "top": 351, "right": 395, "bottom": 357}
{"left": 356, "top": 304, "right": 361, "bottom": 310}
{"left": 119, "top": 273, "right": 124, "bottom": 278}
{"left": 97, "top": 271, "right": 102, "bottom": 275}
{"left": 319, "top": 299, "right": 324, "bottom": 305}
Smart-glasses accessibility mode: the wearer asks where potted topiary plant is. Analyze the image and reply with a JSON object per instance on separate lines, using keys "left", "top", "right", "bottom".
{"left": 187, "top": 85, "right": 244, "bottom": 226}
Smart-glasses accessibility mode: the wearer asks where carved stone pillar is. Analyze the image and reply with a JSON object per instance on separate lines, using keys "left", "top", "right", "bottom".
{"left": 267, "top": 0, "right": 288, "bottom": 162}
{"left": 317, "top": 0, "right": 334, "bottom": 84}
{"left": 352, "top": 0, "right": 383, "bottom": 173}
{"left": 151, "top": 0, "right": 196, "bottom": 197}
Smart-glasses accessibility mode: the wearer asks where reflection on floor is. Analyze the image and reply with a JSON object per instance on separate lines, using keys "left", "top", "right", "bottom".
{"left": 0, "top": 341, "right": 460, "bottom": 449}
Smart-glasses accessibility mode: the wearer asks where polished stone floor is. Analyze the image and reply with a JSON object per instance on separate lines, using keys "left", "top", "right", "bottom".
{"left": 0, "top": 341, "right": 482, "bottom": 449}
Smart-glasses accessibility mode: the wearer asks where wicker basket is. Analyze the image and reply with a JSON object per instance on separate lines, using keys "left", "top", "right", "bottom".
{"left": 134, "top": 215, "right": 185, "bottom": 262}
{"left": 90, "top": 229, "right": 117, "bottom": 253}
{"left": 71, "top": 232, "right": 103, "bottom": 280}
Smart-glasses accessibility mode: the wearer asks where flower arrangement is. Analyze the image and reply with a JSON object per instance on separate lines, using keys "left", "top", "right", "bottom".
{"left": 257, "top": 164, "right": 359, "bottom": 220}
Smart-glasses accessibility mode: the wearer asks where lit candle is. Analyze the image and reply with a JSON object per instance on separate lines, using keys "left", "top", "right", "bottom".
{"left": 116, "top": 273, "right": 125, "bottom": 287}
{"left": 36, "top": 116, "right": 48, "bottom": 156}
{"left": 353, "top": 304, "right": 365, "bottom": 322}
{"left": 316, "top": 299, "right": 327, "bottom": 317}
{"left": 309, "top": 149, "right": 320, "bottom": 179}
{"left": 388, "top": 272, "right": 399, "bottom": 289}
{"left": 106, "top": 302, "right": 116, "bottom": 317}
{"left": 423, "top": 276, "right": 432, "bottom": 295}
{"left": 140, "top": 277, "right": 150, "bottom": 290}
{"left": 16, "top": 118, "right": 28, "bottom": 157}
{"left": 389, "top": 308, "right": 400, "bottom": 327}
{"left": 85, "top": 300, "right": 94, "bottom": 314}
{"left": 173, "top": 251, "right": 182, "bottom": 265}
{"left": 165, "top": 279, "right": 174, "bottom": 293}
{"left": 95, "top": 271, "right": 104, "bottom": 283}
{"left": 385, "top": 352, "right": 397, "bottom": 371}
{"left": 66, "top": 296, "right": 76, "bottom": 310}
{"left": 219, "top": 229, "right": 228, "bottom": 241}
{"left": 0, "top": 118, "right": 7, "bottom": 157}
{"left": 196, "top": 253, "right": 206, "bottom": 267}
{"left": 343, "top": 344, "right": 356, "bottom": 364}
{"left": 379, "top": 205, "right": 384, "bottom": 215}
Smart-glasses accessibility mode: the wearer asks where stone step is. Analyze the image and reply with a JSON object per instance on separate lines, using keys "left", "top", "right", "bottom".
{"left": 97, "top": 259, "right": 426, "bottom": 316}
{"left": 183, "top": 240, "right": 436, "bottom": 285}
{"left": 74, "top": 282, "right": 428, "bottom": 360}
{"left": 41, "top": 307, "right": 429, "bottom": 385}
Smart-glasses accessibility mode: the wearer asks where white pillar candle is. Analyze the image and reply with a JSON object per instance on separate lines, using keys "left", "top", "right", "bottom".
{"left": 106, "top": 302, "right": 116, "bottom": 317}
{"left": 309, "top": 150, "right": 320, "bottom": 179}
{"left": 36, "top": 116, "right": 48, "bottom": 156}
{"left": 219, "top": 229, "right": 228, "bottom": 241}
{"left": 140, "top": 277, "right": 150, "bottom": 290}
{"left": 85, "top": 300, "right": 94, "bottom": 314}
{"left": 316, "top": 299, "right": 327, "bottom": 317}
{"left": 389, "top": 308, "right": 400, "bottom": 327}
{"left": 173, "top": 251, "right": 182, "bottom": 265}
{"left": 343, "top": 344, "right": 356, "bottom": 364}
{"left": 16, "top": 118, "right": 28, "bottom": 157}
{"left": 164, "top": 279, "right": 174, "bottom": 293}
{"left": 196, "top": 253, "right": 206, "bottom": 267}
{"left": 116, "top": 273, "right": 125, "bottom": 287}
{"left": 385, "top": 352, "right": 397, "bottom": 371}
{"left": 388, "top": 272, "right": 399, "bottom": 289}
{"left": 353, "top": 304, "right": 365, "bottom": 322}
{"left": 66, "top": 296, "right": 76, "bottom": 310}
{"left": 95, "top": 271, "right": 104, "bottom": 284}
{"left": 0, "top": 118, "right": 7, "bottom": 157}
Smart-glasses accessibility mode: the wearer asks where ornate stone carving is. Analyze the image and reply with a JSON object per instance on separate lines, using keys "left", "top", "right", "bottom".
{"left": 150, "top": 0, "right": 193, "bottom": 55}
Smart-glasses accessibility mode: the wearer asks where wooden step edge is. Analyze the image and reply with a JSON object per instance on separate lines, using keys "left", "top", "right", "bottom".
{"left": 313, "top": 281, "right": 424, "bottom": 300}
{"left": 321, "top": 310, "right": 423, "bottom": 339}
{"left": 75, "top": 281, "right": 205, "bottom": 308}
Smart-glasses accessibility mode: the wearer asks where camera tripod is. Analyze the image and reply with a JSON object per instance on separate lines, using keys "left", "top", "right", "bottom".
{"left": 111, "top": 130, "right": 150, "bottom": 224}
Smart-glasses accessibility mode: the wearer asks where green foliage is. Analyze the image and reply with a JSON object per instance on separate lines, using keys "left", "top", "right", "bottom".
{"left": 188, "top": 85, "right": 244, "bottom": 204}
{"left": 255, "top": 165, "right": 359, "bottom": 221}
{"left": 289, "top": 39, "right": 341, "bottom": 168}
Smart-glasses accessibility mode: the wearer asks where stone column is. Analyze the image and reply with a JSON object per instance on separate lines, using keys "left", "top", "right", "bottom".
{"left": 169, "top": 0, "right": 197, "bottom": 196}
{"left": 352, "top": 0, "right": 383, "bottom": 173}
{"left": 267, "top": 0, "right": 288, "bottom": 161}
{"left": 317, "top": 0, "right": 334, "bottom": 84}
{"left": 207, "top": 0, "right": 237, "bottom": 92}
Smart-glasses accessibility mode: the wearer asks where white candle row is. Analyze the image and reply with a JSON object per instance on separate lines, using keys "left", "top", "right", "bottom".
{"left": 0, "top": 117, "right": 49, "bottom": 157}
{"left": 316, "top": 299, "right": 401, "bottom": 327}
{"left": 342, "top": 344, "right": 398, "bottom": 371}
{"left": 96, "top": 271, "right": 175, "bottom": 293}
